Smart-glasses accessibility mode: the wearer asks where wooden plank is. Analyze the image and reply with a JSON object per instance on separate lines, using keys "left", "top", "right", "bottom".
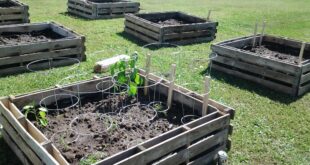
{"left": 163, "top": 30, "right": 215, "bottom": 41}
{"left": 154, "top": 128, "right": 229, "bottom": 165}
{"left": 301, "top": 72, "right": 310, "bottom": 84}
{"left": 303, "top": 63, "right": 310, "bottom": 74}
{"left": 0, "top": 47, "right": 82, "bottom": 66}
{"left": 97, "top": 7, "right": 139, "bottom": 15}
{"left": 0, "top": 101, "right": 60, "bottom": 165}
{"left": 264, "top": 35, "right": 310, "bottom": 50}
{"left": 170, "top": 36, "right": 215, "bottom": 45}
{"left": 211, "top": 44, "right": 300, "bottom": 75}
{"left": 298, "top": 83, "right": 310, "bottom": 96}
{"left": 67, "top": 2, "right": 93, "bottom": 13}
{"left": 0, "top": 58, "right": 80, "bottom": 76}
{"left": 213, "top": 55, "right": 296, "bottom": 84}
{"left": 125, "top": 20, "right": 160, "bottom": 40}
{"left": 125, "top": 14, "right": 161, "bottom": 32}
{"left": 1, "top": 129, "right": 32, "bottom": 165}
{"left": 188, "top": 145, "right": 226, "bottom": 165}
{"left": 0, "top": 38, "right": 81, "bottom": 58}
{"left": 0, "top": 115, "right": 42, "bottom": 165}
{"left": 0, "top": 22, "right": 49, "bottom": 33}
{"left": 0, "top": 7, "right": 24, "bottom": 14}
{"left": 67, "top": 7, "right": 94, "bottom": 19}
{"left": 0, "top": 14, "right": 24, "bottom": 21}
{"left": 115, "top": 115, "right": 229, "bottom": 165}
{"left": 212, "top": 63, "right": 295, "bottom": 95}
{"left": 124, "top": 27, "right": 157, "bottom": 43}
{"left": 163, "top": 22, "right": 217, "bottom": 34}
{"left": 95, "top": 1, "right": 140, "bottom": 8}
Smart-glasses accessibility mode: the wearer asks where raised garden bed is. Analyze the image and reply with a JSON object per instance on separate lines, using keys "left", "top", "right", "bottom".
{"left": 124, "top": 11, "right": 218, "bottom": 45}
{"left": 0, "top": 22, "right": 86, "bottom": 76}
{"left": 67, "top": 0, "right": 140, "bottom": 19}
{"left": 0, "top": 70, "right": 234, "bottom": 165}
{"left": 211, "top": 35, "right": 310, "bottom": 96}
{"left": 0, "top": 0, "right": 29, "bottom": 25}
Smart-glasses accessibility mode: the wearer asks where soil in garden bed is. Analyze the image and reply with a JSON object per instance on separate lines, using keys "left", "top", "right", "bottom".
{"left": 0, "top": 29, "right": 66, "bottom": 45}
{"left": 31, "top": 90, "right": 199, "bottom": 164}
{"left": 0, "top": 1, "right": 17, "bottom": 8}
{"left": 145, "top": 16, "right": 192, "bottom": 26}
{"left": 242, "top": 42, "right": 309, "bottom": 64}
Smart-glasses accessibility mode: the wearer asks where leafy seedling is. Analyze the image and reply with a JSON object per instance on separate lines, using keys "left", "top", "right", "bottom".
{"left": 110, "top": 52, "right": 144, "bottom": 96}
{"left": 23, "top": 104, "right": 48, "bottom": 127}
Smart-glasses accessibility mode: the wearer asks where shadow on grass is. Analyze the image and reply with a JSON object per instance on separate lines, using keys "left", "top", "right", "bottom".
{"left": 0, "top": 135, "right": 21, "bottom": 165}
{"left": 202, "top": 68, "right": 302, "bottom": 104}
{"left": 116, "top": 31, "right": 146, "bottom": 47}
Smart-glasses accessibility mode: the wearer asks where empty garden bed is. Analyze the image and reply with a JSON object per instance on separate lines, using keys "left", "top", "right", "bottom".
{"left": 0, "top": 22, "right": 86, "bottom": 76}
{"left": 0, "top": 0, "right": 29, "bottom": 25}
{"left": 124, "top": 11, "right": 218, "bottom": 45}
{"left": 0, "top": 70, "right": 234, "bottom": 165}
{"left": 211, "top": 35, "right": 310, "bottom": 96}
{"left": 67, "top": 0, "right": 140, "bottom": 19}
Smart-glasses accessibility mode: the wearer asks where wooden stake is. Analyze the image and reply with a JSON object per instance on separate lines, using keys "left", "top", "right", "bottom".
{"left": 206, "top": 10, "right": 212, "bottom": 21}
{"left": 299, "top": 42, "right": 306, "bottom": 66}
{"left": 252, "top": 22, "right": 258, "bottom": 49}
{"left": 259, "top": 20, "right": 266, "bottom": 46}
{"left": 167, "top": 64, "right": 176, "bottom": 108}
{"left": 202, "top": 76, "right": 210, "bottom": 116}
{"left": 144, "top": 54, "right": 152, "bottom": 96}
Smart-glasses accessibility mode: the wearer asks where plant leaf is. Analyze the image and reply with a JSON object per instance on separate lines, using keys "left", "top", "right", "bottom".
{"left": 39, "top": 107, "right": 48, "bottom": 112}
{"left": 39, "top": 111, "right": 46, "bottom": 119}
{"left": 134, "top": 73, "right": 141, "bottom": 85}
{"left": 128, "top": 82, "right": 137, "bottom": 96}
{"left": 39, "top": 119, "right": 48, "bottom": 127}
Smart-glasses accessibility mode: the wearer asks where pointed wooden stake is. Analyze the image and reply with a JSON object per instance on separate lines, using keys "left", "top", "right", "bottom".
{"left": 202, "top": 76, "right": 210, "bottom": 116}
{"left": 299, "top": 42, "right": 306, "bottom": 66}
{"left": 206, "top": 10, "right": 212, "bottom": 21}
{"left": 167, "top": 64, "right": 176, "bottom": 108}
{"left": 252, "top": 22, "right": 258, "bottom": 49}
{"left": 259, "top": 20, "right": 266, "bottom": 46}
{"left": 144, "top": 54, "right": 152, "bottom": 95}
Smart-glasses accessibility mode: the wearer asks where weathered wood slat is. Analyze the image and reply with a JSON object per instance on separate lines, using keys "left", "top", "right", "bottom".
{"left": 213, "top": 55, "right": 296, "bottom": 84}
{"left": 171, "top": 36, "right": 215, "bottom": 45}
{"left": 68, "top": 0, "right": 140, "bottom": 19}
{"left": 163, "top": 30, "right": 214, "bottom": 40}
{"left": 125, "top": 14, "right": 161, "bottom": 32}
{"left": 299, "top": 83, "right": 310, "bottom": 96}
{"left": 0, "top": 101, "right": 59, "bottom": 164}
{"left": 1, "top": 129, "right": 32, "bottom": 165}
{"left": 0, "top": 0, "right": 29, "bottom": 25}
{"left": 212, "top": 63, "right": 295, "bottom": 95}
{"left": 301, "top": 72, "right": 310, "bottom": 84}
{"left": 0, "top": 116, "right": 41, "bottom": 165}
{"left": 188, "top": 144, "right": 226, "bottom": 165}
{"left": 163, "top": 22, "right": 218, "bottom": 34}
{"left": 211, "top": 44, "right": 300, "bottom": 75}
{"left": 125, "top": 21, "right": 160, "bottom": 40}
{"left": 124, "top": 27, "right": 157, "bottom": 43}
{"left": 153, "top": 128, "right": 229, "bottom": 165}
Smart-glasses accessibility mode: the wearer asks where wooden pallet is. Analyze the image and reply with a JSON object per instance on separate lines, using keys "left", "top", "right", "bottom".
{"left": 67, "top": 0, "right": 140, "bottom": 19}
{"left": 211, "top": 35, "right": 310, "bottom": 96}
{"left": 124, "top": 12, "right": 218, "bottom": 45}
{"left": 0, "top": 22, "right": 86, "bottom": 76}
{"left": 0, "top": 70, "right": 234, "bottom": 165}
{"left": 0, "top": 0, "right": 29, "bottom": 25}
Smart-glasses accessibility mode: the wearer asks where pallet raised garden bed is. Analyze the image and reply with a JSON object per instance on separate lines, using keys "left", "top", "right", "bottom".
{"left": 0, "top": 22, "right": 86, "bottom": 76}
{"left": 0, "top": 0, "right": 29, "bottom": 25}
{"left": 0, "top": 70, "right": 234, "bottom": 165}
{"left": 211, "top": 35, "right": 310, "bottom": 96}
{"left": 124, "top": 11, "right": 218, "bottom": 45}
{"left": 67, "top": 0, "right": 140, "bottom": 19}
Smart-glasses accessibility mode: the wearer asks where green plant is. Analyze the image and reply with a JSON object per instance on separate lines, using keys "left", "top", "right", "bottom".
{"left": 79, "top": 152, "right": 108, "bottom": 165}
{"left": 23, "top": 104, "right": 48, "bottom": 127}
{"left": 110, "top": 52, "right": 144, "bottom": 96}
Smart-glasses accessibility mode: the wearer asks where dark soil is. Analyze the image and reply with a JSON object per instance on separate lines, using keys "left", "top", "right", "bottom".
{"left": 0, "top": 29, "right": 65, "bottom": 46}
{"left": 242, "top": 42, "right": 309, "bottom": 64}
{"left": 31, "top": 90, "right": 198, "bottom": 164}
{"left": 0, "top": 1, "right": 17, "bottom": 8}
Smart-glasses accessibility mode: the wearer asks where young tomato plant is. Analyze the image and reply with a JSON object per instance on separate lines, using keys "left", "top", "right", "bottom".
{"left": 110, "top": 52, "right": 144, "bottom": 96}
{"left": 23, "top": 103, "right": 48, "bottom": 127}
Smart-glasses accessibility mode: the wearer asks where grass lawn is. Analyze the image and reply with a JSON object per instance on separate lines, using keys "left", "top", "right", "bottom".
{"left": 0, "top": 0, "right": 309, "bottom": 164}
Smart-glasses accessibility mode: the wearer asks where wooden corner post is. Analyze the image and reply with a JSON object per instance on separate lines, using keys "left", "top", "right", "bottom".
{"left": 299, "top": 42, "right": 306, "bottom": 66}
{"left": 202, "top": 76, "right": 210, "bottom": 116}
{"left": 144, "top": 54, "right": 152, "bottom": 96}
{"left": 206, "top": 10, "right": 212, "bottom": 21}
{"left": 167, "top": 64, "right": 176, "bottom": 108}
{"left": 259, "top": 20, "right": 266, "bottom": 46}
{"left": 252, "top": 22, "right": 258, "bottom": 49}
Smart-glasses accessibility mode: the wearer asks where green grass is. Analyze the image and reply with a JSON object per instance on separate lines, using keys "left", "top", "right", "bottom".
{"left": 0, "top": 0, "right": 309, "bottom": 164}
